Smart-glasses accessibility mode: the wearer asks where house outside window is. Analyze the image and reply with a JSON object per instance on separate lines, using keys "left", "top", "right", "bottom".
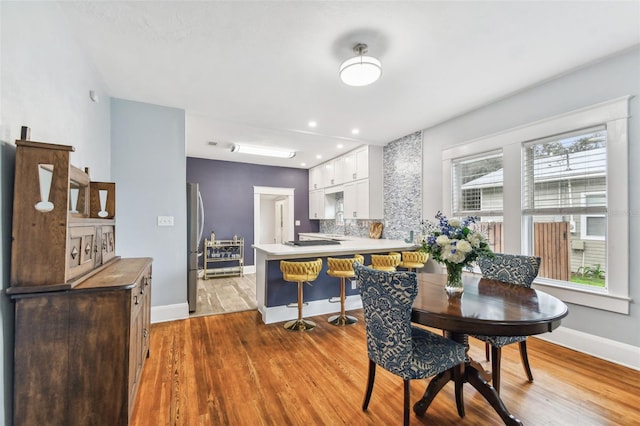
{"left": 441, "top": 97, "right": 630, "bottom": 314}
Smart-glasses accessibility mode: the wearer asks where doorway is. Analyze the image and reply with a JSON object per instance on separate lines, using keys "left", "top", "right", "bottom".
{"left": 254, "top": 186, "right": 295, "bottom": 245}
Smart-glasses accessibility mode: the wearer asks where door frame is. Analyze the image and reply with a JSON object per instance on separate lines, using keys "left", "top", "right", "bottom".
{"left": 253, "top": 186, "right": 295, "bottom": 250}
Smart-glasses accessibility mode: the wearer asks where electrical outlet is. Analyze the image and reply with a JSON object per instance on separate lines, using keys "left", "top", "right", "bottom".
{"left": 351, "top": 280, "right": 357, "bottom": 290}
{"left": 157, "top": 215, "right": 174, "bottom": 227}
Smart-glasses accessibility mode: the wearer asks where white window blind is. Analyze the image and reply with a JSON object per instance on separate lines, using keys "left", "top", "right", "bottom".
{"left": 522, "top": 126, "right": 607, "bottom": 216}
{"left": 452, "top": 150, "right": 503, "bottom": 217}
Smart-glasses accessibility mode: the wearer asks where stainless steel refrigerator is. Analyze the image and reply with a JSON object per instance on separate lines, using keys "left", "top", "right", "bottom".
{"left": 187, "top": 182, "right": 204, "bottom": 312}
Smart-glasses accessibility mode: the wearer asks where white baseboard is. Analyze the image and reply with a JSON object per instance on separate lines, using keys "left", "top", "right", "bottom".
{"left": 151, "top": 302, "right": 189, "bottom": 323}
{"left": 244, "top": 265, "right": 256, "bottom": 274}
{"left": 536, "top": 326, "right": 640, "bottom": 370}
{"left": 259, "top": 295, "right": 363, "bottom": 325}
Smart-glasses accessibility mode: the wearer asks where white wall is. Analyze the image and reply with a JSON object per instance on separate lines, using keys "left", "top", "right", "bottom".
{"left": 111, "top": 99, "right": 187, "bottom": 319}
{"left": 0, "top": 2, "right": 112, "bottom": 423}
{"left": 422, "top": 47, "right": 640, "bottom": 350}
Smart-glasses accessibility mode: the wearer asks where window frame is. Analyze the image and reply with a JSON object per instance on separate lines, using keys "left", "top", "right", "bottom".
{"left": 442, "top": 96, "right": 630, "bottom": 314}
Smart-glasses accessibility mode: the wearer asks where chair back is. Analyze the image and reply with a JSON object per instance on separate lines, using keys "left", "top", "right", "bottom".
{"left": 355, "top": 263, "right": 417, "bottom": 376}
{"left": 401, "top": 251, "right": 429, "bottom": 264}
{"left": 370, "top": 253, "right": 401, "bottom": 271}
{"left": 327, "top": 255, "right": 364, "bottom": 278}
{"left": 280, "top": 258, "right": 323, "bottom": 283}
{"left": 477, "top": 253, "right": 541, "bottom": 287}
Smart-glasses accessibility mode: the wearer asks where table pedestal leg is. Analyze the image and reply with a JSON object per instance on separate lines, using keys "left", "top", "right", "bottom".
{"left": 413, "top": 332, "right": 523, "bottom": 425}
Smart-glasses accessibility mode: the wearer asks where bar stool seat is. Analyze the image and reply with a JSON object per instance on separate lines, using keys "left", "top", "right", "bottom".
{"left": 370, "top": 253, "right": 401, "bottom": 272}
{"left": 326, "top": 255, "right": 364, "bottom": 326}
{"left": 280, "top": 258, "right": 323, "bottom": 331}
{"left": 399, "top": 251, "right": 429, "bottom": 272}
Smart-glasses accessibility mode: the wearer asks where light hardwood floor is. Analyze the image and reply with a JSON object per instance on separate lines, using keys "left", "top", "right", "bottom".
{"left": 190, "top": 274, "right": 257, "bottom": 318}
{"left": 132, "top": 309, "right": 640, "bottom": 425}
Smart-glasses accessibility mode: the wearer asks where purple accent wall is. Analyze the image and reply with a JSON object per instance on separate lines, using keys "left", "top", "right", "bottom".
{"left": 187, "top": 157, "right": 319, "bottom": 266}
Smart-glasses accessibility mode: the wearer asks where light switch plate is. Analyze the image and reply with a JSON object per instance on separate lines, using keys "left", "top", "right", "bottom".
{"left": 157, "top": 215, "right": 174, "bottom": 227}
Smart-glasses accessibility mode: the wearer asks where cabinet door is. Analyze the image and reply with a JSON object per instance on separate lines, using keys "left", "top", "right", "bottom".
{"left": 344, "top": 179, "right": 370, "bottom": 219}
{"left": 342, "top": 151, "right": 357, "bottom": 182}
{"left": 309, "top": 189, "right": 324, "bottom": 219}
{"left": 322, "top": 161, "right": 335, "bottom": 187}
{"left": 309, "top": 166, "right": 322, "bottom": 190}
{"left": 355, "top": 147, "right": 369, "bottom": 180}
{"left": 332, "top": 157, "right": 345, "bottom": 186}
{"left": 67, "top": 226, "right": 97, "bottom": 280}
{"left": 355, "top": 179, "right": 370, "bottom": 219}
{"left": 101, "top": 225, "right": 116, "bottom": 264}
{"left": 343, "top": 182, "right": 357, "bottom": 219}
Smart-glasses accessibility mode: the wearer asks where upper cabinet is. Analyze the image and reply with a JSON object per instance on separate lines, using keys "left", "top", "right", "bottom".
{"left": 310, "top": 145, "right": 382, "bottom": 191}
{"left": 308, "top": 145, "right": 383, "bottom": 220}
{"left": 342, "top": 146, "right": 373, "bottom": 182}
{"left": 309, "top": 166, "right": 322, "bottom": 190}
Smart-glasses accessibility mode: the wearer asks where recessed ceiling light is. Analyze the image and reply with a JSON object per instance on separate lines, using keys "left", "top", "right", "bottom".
{"left": 316, "top": 154, "right": 322, "bottom": 159}
{"left": 352, "top": 128, "right": 360, "bottom": 135}
{"left": 337, "top": 144, "right": 344, "bottom": 149}
{"left": 308, "top": 121, "right": 317, "bottom": 128}
{"left": 301, "top": 162, "right": 307, "bottom": 167}
{"left": 231, "top": 144, "right": 295, "bottom": 159}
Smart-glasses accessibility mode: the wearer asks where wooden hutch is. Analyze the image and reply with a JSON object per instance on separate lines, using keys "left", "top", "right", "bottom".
{"left": 7, "top": 130, "right": 152, "bottom": 425}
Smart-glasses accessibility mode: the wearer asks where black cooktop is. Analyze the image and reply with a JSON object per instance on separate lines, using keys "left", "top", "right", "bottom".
{"left": 285, "top": 240, "right": 341, "bottom": 246}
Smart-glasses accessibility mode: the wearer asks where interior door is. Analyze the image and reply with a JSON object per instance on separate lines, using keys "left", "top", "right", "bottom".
{"left": 274, "top": 199, "right": 288, "bottom": 244}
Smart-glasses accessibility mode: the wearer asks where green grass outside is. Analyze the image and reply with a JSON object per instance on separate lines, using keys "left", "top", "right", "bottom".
{"left": 570, "top": 273, "right": 606, "bottom": 288}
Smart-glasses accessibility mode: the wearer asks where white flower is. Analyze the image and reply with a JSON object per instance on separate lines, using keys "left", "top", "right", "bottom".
{"left": 449, "top": 218, "right": 461, "bottom": 228}
{"left": 456, "top": 240, "right": 472, "bottom": 253}
{"left": 442, "top": 245, "right": 466, "bottom": 263}
{"left": 436, "top": 235, "right": 450, "bottom": 246}
{"left": 467, "top": 233, "right": 482, "bottom": 248}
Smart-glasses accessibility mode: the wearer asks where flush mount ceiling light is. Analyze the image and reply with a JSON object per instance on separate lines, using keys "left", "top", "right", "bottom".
{"left": 339, "top": 43, "right": 382, "bottom": 87}
{"left": 231, "top": 144, "right": 295, "bottom": 159}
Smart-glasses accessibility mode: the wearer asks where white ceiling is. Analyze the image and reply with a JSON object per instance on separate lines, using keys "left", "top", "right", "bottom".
{"left": 58, "top": 1, "right": 640, "bottom": 169}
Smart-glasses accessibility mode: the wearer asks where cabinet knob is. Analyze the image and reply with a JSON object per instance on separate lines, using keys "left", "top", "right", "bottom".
{"left": 134, "top": 295, "right": 139, "bottom": 305}
{"left": 353, "top": 173, "right": 357, "bottom": 180}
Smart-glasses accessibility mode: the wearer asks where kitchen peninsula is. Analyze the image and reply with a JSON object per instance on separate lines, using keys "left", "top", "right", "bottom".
{"left": 253, "top": 234, "right": 418, "bottom": 324}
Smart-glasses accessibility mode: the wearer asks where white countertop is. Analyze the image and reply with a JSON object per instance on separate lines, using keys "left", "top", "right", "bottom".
{"left": 253, "top": 236, "right": 418, "bottom": 258}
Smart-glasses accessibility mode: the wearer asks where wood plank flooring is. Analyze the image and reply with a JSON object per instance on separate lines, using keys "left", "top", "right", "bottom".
{"left": 132, "top": 310, "right": 640, "bottom": 425}
{"left": 190, "top": 274, "right": 257, "bottom": 318}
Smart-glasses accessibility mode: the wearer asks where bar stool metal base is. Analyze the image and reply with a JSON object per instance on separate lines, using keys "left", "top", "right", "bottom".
{"left": 328, "top": 314, "right": 358, "bottom": 326}
{"left": 284, "top": 318, "right": 316, "bottom": 331}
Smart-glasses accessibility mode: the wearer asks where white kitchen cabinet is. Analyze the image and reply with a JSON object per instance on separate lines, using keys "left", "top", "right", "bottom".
{"left": 309, "top": 189, "right": 325, "bottom": 219}
{"left": 342, "top": 145, "right": 382, "bottom": 182}
{"left": 309, "top": 166, "right": 323, "bottom": 190}
{"left": 343, "top": 177, "right": 383, "bottom": 220}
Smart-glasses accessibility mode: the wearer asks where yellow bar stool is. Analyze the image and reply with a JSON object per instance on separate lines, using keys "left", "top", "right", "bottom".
{"left": 280, "top": 258, "right": 323, "bottom": 331}
{"left": 326, "top": 255, "right": 364, "bottom": 326}
{"left": 399, "top": 251, "right": 430, "bottom": 272}
{"left": 370, "top": 253, "right": 401, "bottom": 272}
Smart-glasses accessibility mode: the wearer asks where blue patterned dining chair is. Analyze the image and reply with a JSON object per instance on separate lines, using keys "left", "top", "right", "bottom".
{"left": 354, "top": 263, "right": 466, "bottom": 426}
{"left": 473, "top": 253, "right": 541, "bottom": 394}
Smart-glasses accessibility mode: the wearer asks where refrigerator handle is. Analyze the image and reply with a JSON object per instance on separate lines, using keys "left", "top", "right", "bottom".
{"left": 197, "top": 190, "right": 205, "bottom": 249}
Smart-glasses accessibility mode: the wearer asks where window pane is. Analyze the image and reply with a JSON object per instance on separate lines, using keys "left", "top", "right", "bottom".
{"left": 523, "top": 128, "right": 607, "bottom": 214}
{"left": 452, "top": 151, "right": 503, "bottom": 216}
{"left": 586, "top": 216, "right": 605, "bottom": 236}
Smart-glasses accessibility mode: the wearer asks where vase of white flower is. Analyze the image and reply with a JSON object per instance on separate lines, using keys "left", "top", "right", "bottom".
{"left": 420, "top": 211, "right": 493, "bottom": 296}
{"left": 445, "top": 262, "right": 464, "bottom": 295}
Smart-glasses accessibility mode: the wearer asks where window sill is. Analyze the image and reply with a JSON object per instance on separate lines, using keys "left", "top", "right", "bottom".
{"left": 532, "top": 280, "right": 630, "bottom": 314}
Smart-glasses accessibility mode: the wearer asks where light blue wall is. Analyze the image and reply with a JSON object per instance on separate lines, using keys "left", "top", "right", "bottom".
{"left": 0, "top": 3, "right": 112, "bottom": 424}
{"left": 111, "top": 99, "right": 187, "bottom": 309}
{"left": 421, "top": 47, "right": 640, "bottom": 347}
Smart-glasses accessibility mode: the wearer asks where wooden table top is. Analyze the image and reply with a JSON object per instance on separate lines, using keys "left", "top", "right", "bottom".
{"left": 412, "top": 273, "right": 569, "bottom": 337}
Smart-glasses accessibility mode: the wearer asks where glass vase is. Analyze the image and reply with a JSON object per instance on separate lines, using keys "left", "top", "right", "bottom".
{"left": 445, "top": 263, "right": 464, "bottom": 296}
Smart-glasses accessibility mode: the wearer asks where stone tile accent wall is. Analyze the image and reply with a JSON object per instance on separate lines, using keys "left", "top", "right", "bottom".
{"left": 383, "top": 131, "right": 423, "bottom": 242}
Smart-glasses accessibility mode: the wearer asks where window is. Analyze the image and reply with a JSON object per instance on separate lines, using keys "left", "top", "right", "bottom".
{"left": 451, "top": 151, "right": 504, "bottom": 252}
{"left": 522, "top": 127, "right": 607, "bottom": 283}
{"left": 442, "top": 96, "right": 630, "bottom": 314}
{"left": 580, "top": 192, "right": 606, "bottom": 240}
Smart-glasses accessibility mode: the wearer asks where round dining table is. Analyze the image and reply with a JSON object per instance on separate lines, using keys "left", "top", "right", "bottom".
{"left": 411, "top": 273, "right": 569, "bottom": 425}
